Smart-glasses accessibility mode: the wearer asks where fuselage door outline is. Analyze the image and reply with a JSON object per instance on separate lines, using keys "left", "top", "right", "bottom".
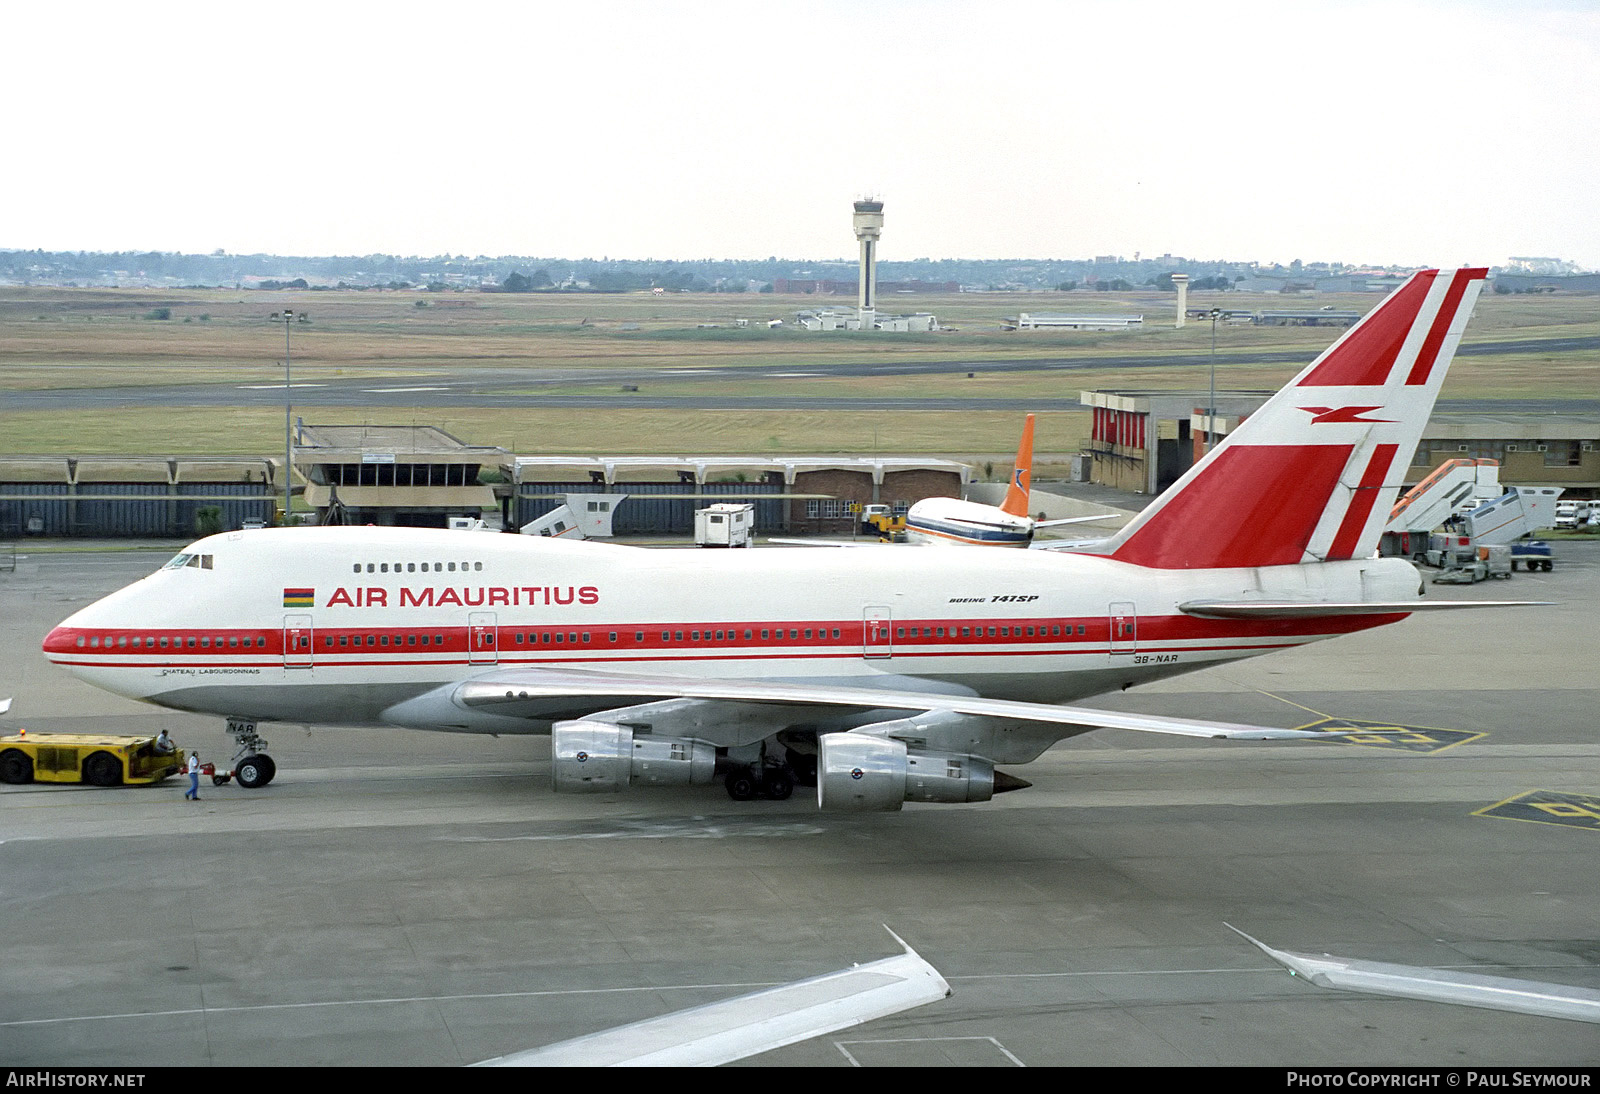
{"left": 283, "top": 614, "right": 314, "bottom": 669}
{"left": 469, "top": 611, "right": 498, "bottom": 665}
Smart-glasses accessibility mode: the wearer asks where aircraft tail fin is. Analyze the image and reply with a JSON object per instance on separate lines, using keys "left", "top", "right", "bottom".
{"left": 1000, "top": 414, "right": 1035, "bottom": 517}
{"left": 1100, "top": 267, "right": 1488, "bottom": 570}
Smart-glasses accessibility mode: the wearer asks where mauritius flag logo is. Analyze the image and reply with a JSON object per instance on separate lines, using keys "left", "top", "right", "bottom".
{"left": 283, "top": 587, "right": 315, "bottom": 608}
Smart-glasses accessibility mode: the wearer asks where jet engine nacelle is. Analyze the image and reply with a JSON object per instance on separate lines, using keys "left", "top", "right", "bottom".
{"left": 816, "top": 732, "right": 995, "bottom": 812}
{"left": 550, "top": 721, "right": 716, "bottom": 794}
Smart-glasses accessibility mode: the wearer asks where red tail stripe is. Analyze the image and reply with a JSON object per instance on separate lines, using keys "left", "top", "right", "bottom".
{"left": 1112, "top": 445, "right": 1352, "bottom": 569}
{"left": 1297, "top": 271, "right": 1437, "bottom": 388}
{"left": 1405, "top": 267, "right": 1486, "bottom": 386}
{"left": 1326, "top": 443, "right": 1399, "bottom": 561}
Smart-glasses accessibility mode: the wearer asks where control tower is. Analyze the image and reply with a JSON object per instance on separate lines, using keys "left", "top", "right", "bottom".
{"left": 852, "top": 198, "right": 884, "bottom": 330}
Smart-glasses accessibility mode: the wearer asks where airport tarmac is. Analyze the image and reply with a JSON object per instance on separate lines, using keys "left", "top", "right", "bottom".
{"left": 1, "top": 543, "right": 1597, "bottom": 1067}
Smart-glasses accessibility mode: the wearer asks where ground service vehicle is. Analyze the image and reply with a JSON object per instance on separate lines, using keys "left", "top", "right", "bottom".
{"left": 860, "top": 504, "right": 907, "bottom": 541}
{"left": 0, "top": 733, "right": 186, "bottom": 786}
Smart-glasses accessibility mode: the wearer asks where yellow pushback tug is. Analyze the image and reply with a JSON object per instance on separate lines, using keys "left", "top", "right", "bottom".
{"left": 0, "top": 732, "right": 188, "bottom": 787}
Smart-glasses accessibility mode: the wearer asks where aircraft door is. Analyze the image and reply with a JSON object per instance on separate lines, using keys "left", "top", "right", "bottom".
{"left": 468, "top": 611, "right": 498, "bottom": 665}
{"left": 283, "top": 614, "right": 314, "bottom": 669}
{"left": 863, "top": 606, "right": 893, "bottom": 660}
{"left": 1108, "top": 601, "right": 1137, "bottom": 654}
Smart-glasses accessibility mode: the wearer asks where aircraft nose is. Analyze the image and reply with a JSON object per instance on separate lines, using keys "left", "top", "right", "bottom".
{"left": 43, "top": 623, "right": 80, "bottom": 661}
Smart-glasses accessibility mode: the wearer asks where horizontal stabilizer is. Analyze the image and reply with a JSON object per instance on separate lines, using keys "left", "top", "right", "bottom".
{"left": 1035, "top": 513, "right": 1122, "bottom": 528}
{"left": 1179, "top": 599, "right": 1548, "bottom": 619}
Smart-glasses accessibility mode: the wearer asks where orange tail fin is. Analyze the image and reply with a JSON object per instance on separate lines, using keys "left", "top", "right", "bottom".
{"left": 1000, "top": 414, "right": 1035, "bottom": 517}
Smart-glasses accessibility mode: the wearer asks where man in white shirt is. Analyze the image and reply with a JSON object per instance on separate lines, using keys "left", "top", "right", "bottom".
{"left": 185, "top": 753, "right": 201, "bottom": 801}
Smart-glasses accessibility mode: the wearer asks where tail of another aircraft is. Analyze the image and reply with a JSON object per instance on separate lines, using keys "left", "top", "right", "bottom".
{"left": 1100, "top": 267, "right": 1488, "bottom": 569}
{"left": 1000, "top": 413, "right": 1035, "bottom": 517}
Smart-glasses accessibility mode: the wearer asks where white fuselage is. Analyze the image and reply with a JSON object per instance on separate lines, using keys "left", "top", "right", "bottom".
{"left": 44, "top": 527, "right": 1418, "bottom": 731}
{"left": 903, "top": 497, "right": 1033, "bottom": 547}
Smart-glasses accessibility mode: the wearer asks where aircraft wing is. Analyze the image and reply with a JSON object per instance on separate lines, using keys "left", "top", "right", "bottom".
{"left": 1034, "top": 513, "right": 1123, "bottom": 528}
{"left": 1179, "top": 599, "right": 1548, "bottom": 619}
{"left": 1228, "top": 925, "right": 1600, "bottom": 1025}
{"left": 476, "top": 929, "right": 951, "bottom": 1066}
{"left": 451, "top": 665, "right": 1340, "bottom": 740}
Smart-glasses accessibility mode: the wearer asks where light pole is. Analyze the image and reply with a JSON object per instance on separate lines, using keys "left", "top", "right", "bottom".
{"left": 1207, "top": 307, "right": 1222, "bottom": 452}
{"left": 282, "top": 309, "right": 294, "bottom": 525}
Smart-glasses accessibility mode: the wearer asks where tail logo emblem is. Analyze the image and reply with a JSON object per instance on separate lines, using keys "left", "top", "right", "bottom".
{"left": 1299, "top": 405, "right": 1393, "bottom": 425}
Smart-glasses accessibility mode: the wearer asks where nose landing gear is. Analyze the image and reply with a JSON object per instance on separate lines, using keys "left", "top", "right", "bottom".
{"left": 225, "top": 718, "right": 277, "bottom": 789}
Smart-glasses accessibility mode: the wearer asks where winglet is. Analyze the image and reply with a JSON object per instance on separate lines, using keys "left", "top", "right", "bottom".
{"left": 1225, "top": 923, "right": 1314, "bottom": 979}
{"left": 1225, "top": 923, "right": 1600, "bottom": 1023}
{"left": 1000, "top": 414, "right": 1035, "bottom": 517}
{"left": 0, "top": 697, "right": 11, "bottom": 717}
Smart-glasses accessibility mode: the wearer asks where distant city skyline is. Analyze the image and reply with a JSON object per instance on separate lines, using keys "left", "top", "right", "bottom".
{"left": 7, "top": 1, "right": 1597, "bottom": 268}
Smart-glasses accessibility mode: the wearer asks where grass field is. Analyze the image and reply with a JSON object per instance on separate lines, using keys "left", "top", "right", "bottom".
{"left": 2, "top": 285, "right": 1597, "bottom": 456}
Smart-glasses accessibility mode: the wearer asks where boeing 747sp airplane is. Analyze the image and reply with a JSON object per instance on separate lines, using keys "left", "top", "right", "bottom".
{"left": 38, "top": 267, "right": 1529, "bottom": 810}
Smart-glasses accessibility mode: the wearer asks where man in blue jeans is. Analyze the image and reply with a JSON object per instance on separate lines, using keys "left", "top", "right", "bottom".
{"left": 185, "top": 753, "right": 201, "bottom": 801}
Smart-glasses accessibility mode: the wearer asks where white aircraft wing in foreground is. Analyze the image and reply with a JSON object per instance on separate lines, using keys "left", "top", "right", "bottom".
{"left": 476, "top": 930, "right": 951, "bottom": 1067}
{"left": 1229, "top": 925, "right": 1600, "bottom": 1025}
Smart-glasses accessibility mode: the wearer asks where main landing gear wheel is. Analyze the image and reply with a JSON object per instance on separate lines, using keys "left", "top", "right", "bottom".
{"left": 724, "top": 765, "right": 796, "bottom": 802}
{"left": 726, "top": 769, "right": 758, "bottom": 801}
{"left": 761, "top": 768, "right": 794, "bottom": 801}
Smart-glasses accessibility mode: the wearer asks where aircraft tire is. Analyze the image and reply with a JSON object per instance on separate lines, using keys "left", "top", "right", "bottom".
{"left": 255, "top": 754, "right": 278, "bottom": 786}
{"left": 83, "top": 752, "right": 122, "bottom": 787}
{"left": 235, "top": 756, "right": 271, "bottom": 790}
{"left": 726, "top": 770, "right": 758, "bottom": 801}
{"left": 0, "top": 749, "right": 33, "bottom": 785}
{"left": 761, "top": 768, "right": 794, "bottom": 801}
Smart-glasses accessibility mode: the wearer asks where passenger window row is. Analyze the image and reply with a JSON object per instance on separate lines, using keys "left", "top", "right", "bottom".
{"left": 353, "top": 561, "right": 483, "bottom": 574}
{"left": 896, "top": 623, "right": 1089, "bottom": 638}
{"left": 77, "top": 634, "right": 265, "bottom": 649}
{"left": 324, "top": 634, "right": 448, "bottom": 648}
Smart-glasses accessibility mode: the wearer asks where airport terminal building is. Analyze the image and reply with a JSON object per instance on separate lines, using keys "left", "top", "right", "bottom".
{"left": 1080, "top": 388, "right": 1600, "bottom": 500}
{"left": 0, "top": 429, "right": 970, "bottom": 539}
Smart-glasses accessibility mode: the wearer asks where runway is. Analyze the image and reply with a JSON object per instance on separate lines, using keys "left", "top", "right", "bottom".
{"left": 9, "top": 334, "right": 1600, "bottom": 414}
{"left": 1, "top": 544, "right": 1597, "bottom": 1067}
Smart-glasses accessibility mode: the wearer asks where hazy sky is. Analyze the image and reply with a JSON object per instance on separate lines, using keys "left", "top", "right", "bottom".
{"left": 8, "top": 0, "right": 1598, "bottom": 267}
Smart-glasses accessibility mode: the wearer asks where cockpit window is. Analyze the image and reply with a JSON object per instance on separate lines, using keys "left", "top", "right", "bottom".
{"left": 162, "top": 553, "right": 213, "bottom": 571}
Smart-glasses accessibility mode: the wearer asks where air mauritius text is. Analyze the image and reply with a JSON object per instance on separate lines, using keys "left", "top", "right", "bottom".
{"left": 325, "top": 586, "right": 599, "bottom": 609}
